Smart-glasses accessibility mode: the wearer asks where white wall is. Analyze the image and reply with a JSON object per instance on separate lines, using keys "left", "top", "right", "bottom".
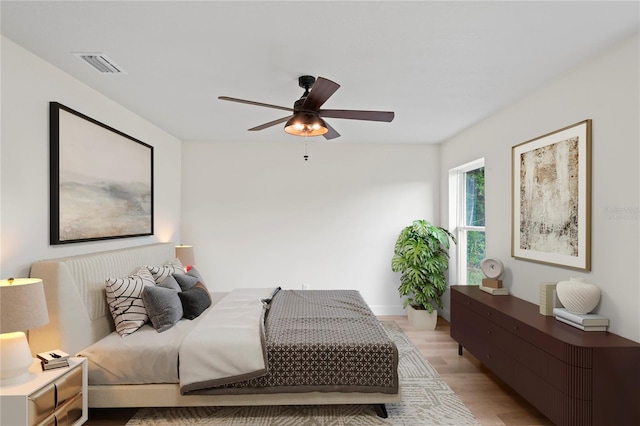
{"left": 180, "top": 140, "right": 440, "bottom": 315}
{"left": 0, "top": 36, "right": 182, "bottom": 278}
{"left": 440, "top": 33, "right": 640, "bottom": 342}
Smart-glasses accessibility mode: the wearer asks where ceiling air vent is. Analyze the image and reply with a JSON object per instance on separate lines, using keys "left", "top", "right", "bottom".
{"left": 73, "top": 53, "right": 127, "bottom": 74}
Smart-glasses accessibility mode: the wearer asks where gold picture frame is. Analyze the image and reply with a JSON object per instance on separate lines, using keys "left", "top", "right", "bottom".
{"left": 512, "top": 120, "right": 591, "bottom": 270}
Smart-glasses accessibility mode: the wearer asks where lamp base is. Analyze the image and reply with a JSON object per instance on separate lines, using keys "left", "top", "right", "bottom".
{"left": 0, "top": 331, "right": 34, "bottom": 386}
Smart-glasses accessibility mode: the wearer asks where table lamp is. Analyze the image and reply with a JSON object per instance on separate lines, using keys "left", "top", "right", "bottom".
{"left": 175, "top": 245, "right": 195, "bottom": 267}
{"left": 0, "top": 278, "right": 49, "bottom": 385}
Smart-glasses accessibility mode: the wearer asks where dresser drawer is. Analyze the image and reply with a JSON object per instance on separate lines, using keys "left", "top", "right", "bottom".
{"left": 34, "top": 412, "right": 57, "bottom": 426}
{"left": 511, "top": 319, "right": 572, "bottom": 363}
{"left": 514, "top": 336, "right": 592, "bottom": 399}
{"left": 54, "top": 392, "right": 84, "bottom": 426}
{"left": 56, "top": 366, "right": 83, "bottom": 407}
{"left": 28, "top": 383, "right": 56, "bottom": 425}
{"left": 513, "top": 359, "right": 590, "bottom": 426}
{"left": 451, "top": 300, "right": 482, "bottom": 350}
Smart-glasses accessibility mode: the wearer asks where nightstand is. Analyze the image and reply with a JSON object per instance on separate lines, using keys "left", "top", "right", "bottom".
{"left": 0, "top": 357, "right": 87, "bottom": 426}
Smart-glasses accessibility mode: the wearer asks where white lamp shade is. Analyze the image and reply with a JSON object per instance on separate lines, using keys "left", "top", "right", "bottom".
{"left": 0, "top": 278, "right": 49, "bottom": 385}
{"left": 175, "top": 245, "right": 195, "bottom": 266}
{"left": 0, "top": 278, "right": 49, "bottom": 333}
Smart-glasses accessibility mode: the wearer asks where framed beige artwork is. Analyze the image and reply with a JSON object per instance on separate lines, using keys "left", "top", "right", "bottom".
{"left": 49, "top": 102, "right": 154, "bottom": 244}
{"left": 512, "top": 120, "right": 591, "bottom": 270}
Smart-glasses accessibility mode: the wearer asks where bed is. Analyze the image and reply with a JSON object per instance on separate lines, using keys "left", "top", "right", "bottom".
{"left": 28, "top": 243, "right": 400, "bottom": 416}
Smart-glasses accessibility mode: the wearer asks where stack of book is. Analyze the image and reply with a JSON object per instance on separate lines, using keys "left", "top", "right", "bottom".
{"left": 37, "top": 349, "right": 70, "bottom": 370}
{"left": 553, "top": 308, "right": 609, "bottom": 331}
{"left": 479, "top": 285, "right": 509, "bottom": 295}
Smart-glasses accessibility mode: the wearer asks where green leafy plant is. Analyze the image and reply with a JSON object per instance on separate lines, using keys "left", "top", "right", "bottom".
{"left": 391, "top": 220, "right": 456, "bottom": 313}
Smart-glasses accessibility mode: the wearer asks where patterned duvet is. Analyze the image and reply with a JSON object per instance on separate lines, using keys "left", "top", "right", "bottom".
{"left": 192, "top": 290, "right": 399, "bottom": 395}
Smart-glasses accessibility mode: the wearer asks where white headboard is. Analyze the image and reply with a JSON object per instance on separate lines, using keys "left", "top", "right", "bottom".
{"left": 29, "top": 243, "right": 175, "bottom": 356}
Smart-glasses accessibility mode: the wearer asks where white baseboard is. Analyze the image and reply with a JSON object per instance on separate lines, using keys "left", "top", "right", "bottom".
{"left": 369, "top": 305, "right": 407, "bottom": 316}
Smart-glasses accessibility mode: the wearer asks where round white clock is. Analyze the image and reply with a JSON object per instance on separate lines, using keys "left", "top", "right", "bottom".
{"left": 480, "top": 257, "right": 504, "bottom": 279}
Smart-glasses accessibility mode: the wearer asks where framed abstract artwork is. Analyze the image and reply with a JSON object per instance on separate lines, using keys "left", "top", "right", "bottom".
{"left": 50, "top": 102, "right": 154, "bottom": 244}
{"left": 512, "top": 120, "right": 591, "bottom": 270}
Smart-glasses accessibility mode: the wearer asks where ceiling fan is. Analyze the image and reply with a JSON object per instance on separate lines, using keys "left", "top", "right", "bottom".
{"left": 218, "top": 76, "right": 394, "bottom": 140}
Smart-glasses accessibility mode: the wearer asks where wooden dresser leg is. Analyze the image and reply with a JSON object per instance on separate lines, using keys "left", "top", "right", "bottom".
{"left": 458, "top": 344, "right": 463, "bottom": 356}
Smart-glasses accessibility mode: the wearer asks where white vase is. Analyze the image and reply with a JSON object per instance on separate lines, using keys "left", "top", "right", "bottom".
{"left": 407, "top": 305, "right": 438, "bottom": 330}
{"left": 556, "top": 277, "right": 601, "bottom": 314}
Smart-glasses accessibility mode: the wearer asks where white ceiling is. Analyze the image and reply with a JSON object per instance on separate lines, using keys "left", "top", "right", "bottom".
{"left": 1, "top": 1, "right": 638, "bottom": 144}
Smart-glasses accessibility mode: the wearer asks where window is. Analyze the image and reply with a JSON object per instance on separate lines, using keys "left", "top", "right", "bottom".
{"left": 449, "top": 160, "right": 485, "bottom": 285}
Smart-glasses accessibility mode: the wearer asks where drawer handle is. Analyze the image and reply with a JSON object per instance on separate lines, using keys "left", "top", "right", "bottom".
{"left": 486, "top": 312, "right": 492, "bottom": 316}
{"left": 486, "top": 354, "right": 492, "bottom": 359}
{"left": 487, "top": 330, "right": 492, "bottom": 335}
{"left": 513, "top": 326, "right": 519, "bottom": 331}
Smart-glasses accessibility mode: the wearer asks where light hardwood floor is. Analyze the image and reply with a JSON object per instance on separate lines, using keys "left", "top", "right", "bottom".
{"left": 86, "top": 316, "right": 552, "bottom": 425}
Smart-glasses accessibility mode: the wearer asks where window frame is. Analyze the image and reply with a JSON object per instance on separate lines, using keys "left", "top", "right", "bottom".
{"left": 448, "top": 158, "right": 485, "bottom": 285}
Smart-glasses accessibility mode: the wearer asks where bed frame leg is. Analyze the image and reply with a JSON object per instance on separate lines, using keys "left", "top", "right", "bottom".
{"left": 373, "top": 404, "right": 388, "bottom": 418}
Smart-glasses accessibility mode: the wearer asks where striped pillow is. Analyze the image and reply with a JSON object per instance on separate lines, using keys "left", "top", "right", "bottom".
{"left": 146, "top": 258, "right": 185, "bottom": 284}
{"left": 105, "top": 267, "right": 155, "bottom": 336}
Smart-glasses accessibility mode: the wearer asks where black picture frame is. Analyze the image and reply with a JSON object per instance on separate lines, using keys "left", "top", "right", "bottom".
{"left": 50, "top": 102, "right": 154, "bottom": 245}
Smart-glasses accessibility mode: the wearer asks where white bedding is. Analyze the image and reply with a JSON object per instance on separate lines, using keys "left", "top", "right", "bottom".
{"left": 79, "top": 292, "right": 226, "bottom": 385}
{"left": 79, "top": 289, "right": 279, "bottom": 389}
{"left": 179, "top": 287, "right": 279, "bottom": 393}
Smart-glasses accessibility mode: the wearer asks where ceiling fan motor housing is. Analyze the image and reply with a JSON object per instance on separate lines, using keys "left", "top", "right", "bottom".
{"left": 298, "top": 75, "right": 316, "bottom": 90}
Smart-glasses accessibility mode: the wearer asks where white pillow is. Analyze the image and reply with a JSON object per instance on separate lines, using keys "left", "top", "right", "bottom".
{"left": 146, "top": 258, "right": 185, "bottom": 284}
{"left": 106, "top": 267, "right": 155, "bottom": 336}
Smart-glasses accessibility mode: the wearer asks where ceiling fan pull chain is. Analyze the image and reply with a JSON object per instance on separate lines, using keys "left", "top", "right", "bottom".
{"left": 304, "top": 137, "right": 309, "bottom": 161}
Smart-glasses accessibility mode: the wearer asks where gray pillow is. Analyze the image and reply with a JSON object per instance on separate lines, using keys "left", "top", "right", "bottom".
{"left": 173, "top": 273, "right": 199, "bottom": 291}
{"left": 187, "top": 267, "right": 208, "bottom": 289}
{"left": 159, "top": 275, "right": 182, "bottom": 292}
{"left": 178, "top": 283, "right": 211, "bottom": 320}
{"left": 142, "top": 286, "right": 183, "bottom": 332}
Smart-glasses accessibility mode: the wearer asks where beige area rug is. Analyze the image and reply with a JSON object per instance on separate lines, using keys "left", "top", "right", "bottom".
{"left": 126, "top": 322, "right": 478, "bottom": 425}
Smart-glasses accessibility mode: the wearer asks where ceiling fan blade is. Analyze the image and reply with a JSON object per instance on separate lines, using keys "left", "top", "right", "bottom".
{"left": 323, "top": 122, "right": 341, "bottom": 140}
{"left": 319, "top": 109, "right": 395, "bottom": 122}
{"left": 248, "top": 115, "right": 293, "bottom": 131}
{"left": 218, "top": 96, "right": 293, "bottom": 113}
{"left": 301, "top": 77, "right": 340, "bottom": 111}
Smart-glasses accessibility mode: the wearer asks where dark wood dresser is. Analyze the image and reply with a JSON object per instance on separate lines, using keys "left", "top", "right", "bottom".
{"left": 450, "top": 285, "right": 640, "bottom": 426}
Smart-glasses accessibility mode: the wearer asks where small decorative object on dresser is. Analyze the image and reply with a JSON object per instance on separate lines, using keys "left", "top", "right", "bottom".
{"left": 539, "top": 282, "right": 559, "bottom": 316}
{"left": 480, "top": 257, "right": 504, "bottom": 288}
{"left": 479, "top": 257, "right": 507, "bottom": 295}
{"left": 555, "top": 277, "right": 600, "bottom": 314}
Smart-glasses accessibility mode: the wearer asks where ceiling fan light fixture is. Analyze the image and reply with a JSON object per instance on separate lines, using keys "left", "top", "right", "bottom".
{"left": 284, "top": 112, "right": 328, "bottom": 137}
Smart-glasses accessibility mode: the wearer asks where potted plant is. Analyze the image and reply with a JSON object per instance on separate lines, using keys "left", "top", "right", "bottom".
{"left": 391, "top": 220, "right": 456, "bottom": 329}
